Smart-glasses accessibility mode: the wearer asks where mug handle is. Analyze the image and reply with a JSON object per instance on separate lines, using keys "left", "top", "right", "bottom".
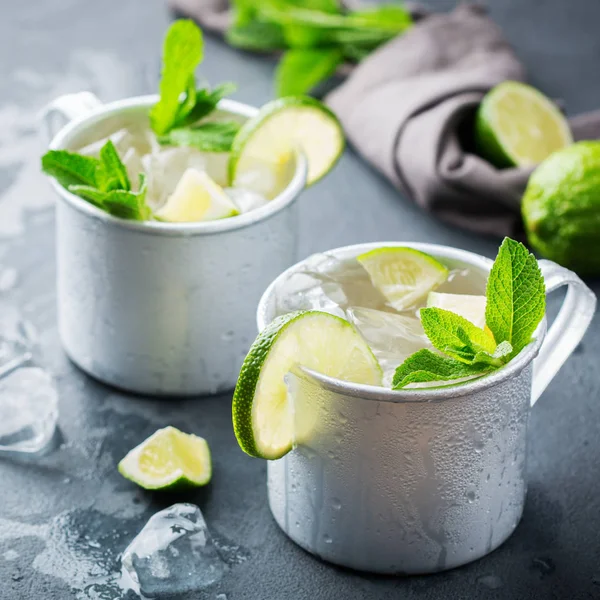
{"left": 39, "top": 92, "right": 103, "bottom": 143}
{"left": 531, "top": 260, "right": 596, "bottom": 406}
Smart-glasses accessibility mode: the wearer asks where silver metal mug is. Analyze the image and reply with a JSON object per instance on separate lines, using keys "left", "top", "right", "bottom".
{"left": 42, "top": 93, "right": 307, "bottom": 395}
{"left": 257, "top": 242, "right": 596, "bottom": 574}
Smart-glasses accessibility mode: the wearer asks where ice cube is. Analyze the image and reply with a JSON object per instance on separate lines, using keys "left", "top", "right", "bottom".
{"left": 346, "top": 307, "right": 430, "bottom": 387}
{"left": 275, "top": 271, "right": 345, "bottom": 318}
{"left": 121, "top": 504, "right": 227, "bottom": 598}
{"left": 122, "top": 148, "right": 145, "bottom": 191}
{"left": 201, "top": 152, "right": 231, "bottom": 188}
{"left": 143, "top": 147, "right": 208, "bottom": 208}
{"left": 224, "top": 187, "right": 269, "bottom": 214}
{"left": 275, "top": 253, "right": 387, "bottom": 318}
{"left": 0, "top": 367, "right": 58, "bottom": 453}
{"left": 79, "top": 126, "right": 156, "bottom": 158}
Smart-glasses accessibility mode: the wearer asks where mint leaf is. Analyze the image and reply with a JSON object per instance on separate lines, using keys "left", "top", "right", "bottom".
{"left": 150, "top": 20, "right": 204, "bottom": 135}
{"left": 276, "top": 48, "right": 343, "bottom": 96}
{"left": 173, "top": 75, "right": 199, "bottom": 126}
{"left": 420, "top": 307, "right": 496, "bottom": 362}
{"left": 96, "top": 140, "right": 131, "bottom": 192}
{"left": 262, "top": 2, "right": 410, "bottom": 37}
{"left": 103, "top": 189, "right": 150, "bottom": 221}
{"left": 470, "top": 341, "right": 513, "bottom": 368}
{"left": 69, "top": 174, "right": 150, "bottom": 221}
{"left": 392, "top": 349, "right": 492, "bottom": 390}
{"left": 158, "top": 121, "right": 241, "bottom": 153}
{"left": 347, "top": 5, "right": 413, "bottom": 32}
{"left": 341, "top": 43, "right": 373, "bottom": 62}
{"left": 289, "top": 0, "right": 340, "bottom": 13}
{"left": 226, "top": 21, "right": 287, "bottom": 51}
{"left": 67, "top": 184, "right": 107, "bottom": 208}
{"left": 41, "top": 150, "right": 99, "bottom": 189}
{"left": 176, "top": 83, "right": 237, "bottom": 129}
{"left": 485, "top": 238, "right": 546, "bottom": 357}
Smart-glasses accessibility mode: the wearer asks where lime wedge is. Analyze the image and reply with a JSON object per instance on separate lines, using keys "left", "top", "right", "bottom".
{"left": 427, "top": 292, "right": 487, "bottom": 329}
{"left": 475, "top": 81, "right": 573, "bottom": 168}
{"left": 356, "top": 247, "right": 449, "bottom": 311}
{"left": 155, "top": 168, "right": 239, "bottom": 222}
{"left": 232, "top": 310, "right": 382, "bottom": 459}
{"left": 118, "top": 426, "right": 211, "bottom": 490}
{"left": 228, "top": 96, "right": 344, "bottom": 198}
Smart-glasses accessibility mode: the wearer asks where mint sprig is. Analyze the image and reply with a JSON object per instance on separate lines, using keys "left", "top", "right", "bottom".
{"left": 485, "top": 237, "right": 546, "bottom": 358}
{"left": 419, "top": 307, "right": 496, "bottom": 362}
{"left": 158, "top": 121, "right": 241, "bottom": 153}
{"left": 276, "top": 48, "right": 343, "bottom": 97}
{"left": 392, "top": 349, "right": 493, "bottom": 389}
{"left": 42, "top": 21, "right": 238, "bottom": 221}
{"left": 41, "top": 141, "right": 151, "bottom": 221}
{"left": 96, "top": 140, "right": 131, "bottom": 192}
{"left": 392, "top": 238, "right": 545, "bottom": 390}
{"left": 174, "top": 83, "right": 237, "bottom": 130}
{"left": 227, "top": 1, "right": 413, "bottom": 96}
{"left": 149, "top": 20, "right": 204, "bottom": 136}
{"left": 150, "top": 20, "right": 236, "bottom": 139}
{"left": 41, "top": 151, "right": 99, "bottom": 188}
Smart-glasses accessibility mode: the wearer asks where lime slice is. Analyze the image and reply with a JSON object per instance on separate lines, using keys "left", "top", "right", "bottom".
{"left": 155, "top": 168, "right": 239, "bottom": 222}
{"left": 228, "top": 96, "right": 344, "bottom": 198}
{"left": 232, "top": 310, "right": 382, "bottom": 460}
{"left": 356, "top": 247, "right": 449, "bottom": 311}
{"left": 475, "top": 81, "right": 573, "bottom": 168}
{"left": 118, "top": 426, "right": 211, "bottom": 491}
{"left": 427, "top": 292, "right": 487, "bottom": 329}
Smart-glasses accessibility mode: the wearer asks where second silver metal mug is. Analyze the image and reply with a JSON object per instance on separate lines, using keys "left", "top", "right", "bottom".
{"left": 258, "top": 242, "right": 596, "bottom": 574}
{"left": 42, "top": 92, "right": 307, "bottom": 396}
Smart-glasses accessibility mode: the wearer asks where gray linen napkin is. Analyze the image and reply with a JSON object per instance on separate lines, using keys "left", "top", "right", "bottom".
{"left": 326, "top": 4, "right": 600, "bottom": 236}
{"left": 325, "top": 4, "right": 530, "bottom": 236}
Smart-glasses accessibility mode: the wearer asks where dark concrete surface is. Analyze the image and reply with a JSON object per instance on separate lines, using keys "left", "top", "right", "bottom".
{"left": 1, "top": 0, "right": 600, "bottom": 598}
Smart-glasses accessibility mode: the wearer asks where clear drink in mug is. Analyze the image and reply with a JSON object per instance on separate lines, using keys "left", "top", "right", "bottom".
{"left": 273, "top": 251, "right": 488, "bottom": 386}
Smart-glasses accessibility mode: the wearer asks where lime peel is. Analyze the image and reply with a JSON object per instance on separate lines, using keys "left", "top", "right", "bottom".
{"left": 118, "top": 426, "right": 212, "bottom": 491}
{"left": 475, "top": 80, "right": 572, "bottom": 168}
{"left": 357, "top": 247, "right": 449, "bottom": 311}
{"left": 232, "top": 310, "right": 382, "bottom": 460}
{"left": 228, "top": 96, "right": 344, "bottom": 198}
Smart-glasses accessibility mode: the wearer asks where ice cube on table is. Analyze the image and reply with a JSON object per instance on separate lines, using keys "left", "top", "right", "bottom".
{"left": 224, "top": 187, "right": 269, "bottom": 214}
{"left": 121, "top": 503, "right": 227, "bottom": 598}
{"left": 346, "top": 307, "right": 430, "bottom": 387}
{"left": 0, "top": 367, "right": 58, "bottom": 453}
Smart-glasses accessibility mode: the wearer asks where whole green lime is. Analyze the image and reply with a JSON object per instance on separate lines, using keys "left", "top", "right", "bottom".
{"left": 522, "top": 141, "right": 600, "bottom": 274}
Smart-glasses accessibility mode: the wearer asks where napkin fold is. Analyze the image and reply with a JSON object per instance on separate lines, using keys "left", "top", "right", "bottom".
{"left": 326, "top": 4, "right": 600, "bottom": 236}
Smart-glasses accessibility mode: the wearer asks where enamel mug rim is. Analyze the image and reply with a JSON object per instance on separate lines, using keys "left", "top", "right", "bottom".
{"left": 46, "top": 94, "right": 308, "bottom": 236}
{"left": 257, "top": 241, "right": 596, "bottom": 404}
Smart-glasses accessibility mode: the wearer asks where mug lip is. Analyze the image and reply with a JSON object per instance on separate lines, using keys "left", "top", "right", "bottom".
{"left": 47, "top": 95, "right": 308, "bottom": 237}
{"left": 257, "top": 241, "right": 546, "bottom": 404}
